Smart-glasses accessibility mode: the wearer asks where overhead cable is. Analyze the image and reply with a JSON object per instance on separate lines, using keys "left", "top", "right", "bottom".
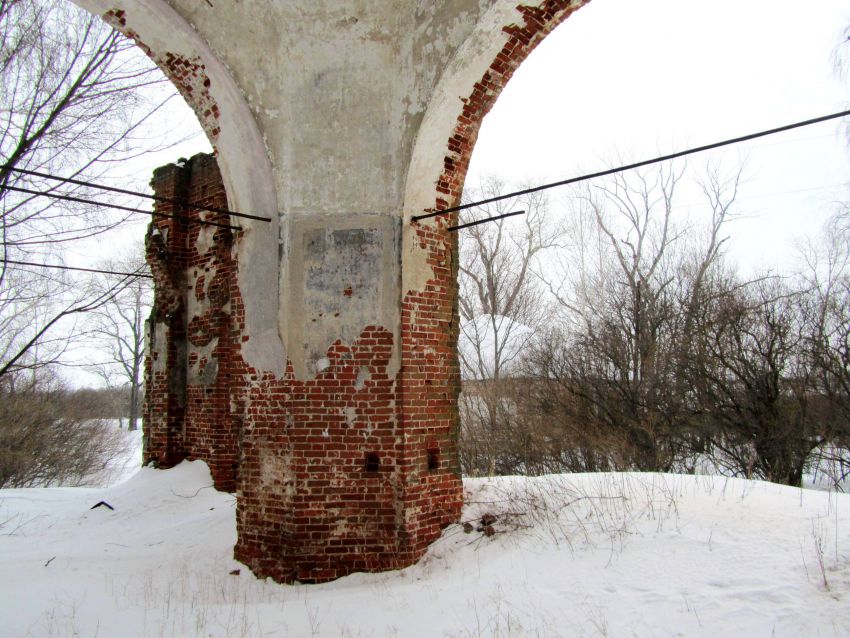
{"left": 1, "top": 259, "right": 153, "bottom": 279}
{"left": 448, "top": 210, "right": 525, "bottom": 231}
{"left": 412, "top": 108, "right": 850, "bottom": 222}
{"left": 1, "top": 164, "right": 271, "bottom": 222}
{"left": 2, "top": 184, "right": 242, "bottom": 231}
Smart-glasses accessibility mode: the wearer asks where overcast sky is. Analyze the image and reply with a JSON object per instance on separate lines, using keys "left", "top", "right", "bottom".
{"left": 467, "top": 0, "right": 850, "bottom": 275}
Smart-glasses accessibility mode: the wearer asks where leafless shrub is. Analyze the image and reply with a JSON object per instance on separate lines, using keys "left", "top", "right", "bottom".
{"left": 0, "top": 370, "right": 130, "bottom": 488}
{"left": 458, "top": 166, "right": 850, "bottom": 487}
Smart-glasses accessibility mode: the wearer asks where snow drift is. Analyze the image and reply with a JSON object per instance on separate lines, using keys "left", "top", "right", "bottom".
{"left": 1, "top": 460, "right": 848, "bottom": 637}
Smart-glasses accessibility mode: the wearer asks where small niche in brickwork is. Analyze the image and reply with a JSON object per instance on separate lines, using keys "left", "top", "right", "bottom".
{"left": 427, "top": 448, "right": 440, "bottom": 471}
{"left": 364, "top": 452, "right": 380, "bottom": 473}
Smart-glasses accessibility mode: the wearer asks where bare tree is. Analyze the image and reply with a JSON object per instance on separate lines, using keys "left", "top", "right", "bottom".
{"left": 458, "top": 177, "right": 558, "bottom": 379}
{"left": 808, "top": 224, "right": 850, "bottom": 434}
{"left": 0, "top": 0, "right": 198, "bottom": 484}
{"left": 0, "top": 268, "right": 141, "bottom": 379}
{"left": 541, "top": 164, "right": 690, "bottom": 470}
{"left": 530, "top": 163, "right": 745, "bottom": 472}
{"left": 684, "top": 280, "right": 824, "bottom": 486}
{"left": 798, "top": 211, "right": 850, "bottom": 485}
{"left": 86, "top": 251, "right": 151, "bottom": 430}
{"left": 457, "top": 160, "right": 850, "bottom": 485}
{"left": 0, "top": 0, "right": 187, "bottom": 375}
{"left": 456, "top": 176, "right": 561, "bottom": 475}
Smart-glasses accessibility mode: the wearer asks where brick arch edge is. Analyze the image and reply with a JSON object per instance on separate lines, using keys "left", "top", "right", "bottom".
{"left": 405, "top": 0, "right": 590, "bottom": 221}
{"left": 396, "top": 0, "right": 591, "bottom": 581}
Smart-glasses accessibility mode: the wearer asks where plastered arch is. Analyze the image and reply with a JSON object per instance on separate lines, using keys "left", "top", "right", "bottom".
{"left": 403, "top": 0, "right": 589, "bottom": 227}
{"left": 70, "top": 0, "right": 284, "bottom": 374}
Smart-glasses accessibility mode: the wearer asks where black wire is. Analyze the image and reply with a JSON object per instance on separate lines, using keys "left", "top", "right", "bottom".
{"left": 1, "top": 259, "right": 153, "bottom": 278}
{"left": 448, "top": 210, "right": 525, "bottom": 231}
{"left": 1, "top": 184, "right": 242, "bottom": 231}
{"left": 412, "top": 108, "right": 850, "bottom": 222}
{"left": 1, "top": 164, "right": 272, "bottom": 222}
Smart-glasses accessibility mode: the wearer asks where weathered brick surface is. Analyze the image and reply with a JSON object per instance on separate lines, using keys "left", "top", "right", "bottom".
{"left": 104, "top": 10, "right": 222, "bottom": 144}
{"left": 144, "top": 154, "right": 241, "bottom": 490}
{"left": 144, "top": 154, "right": 462, "bottom": 582}
{"left": 143, "top": 2, "right": 577, "bottom": 584}
{"left": 144, "top": 162, "right": 190, "bottom": 472}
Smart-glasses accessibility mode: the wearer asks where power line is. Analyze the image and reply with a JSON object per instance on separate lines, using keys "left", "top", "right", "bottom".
{"left": 1, "top": 164, "right": 272, "bottom": 223}
{"left": 1, "top": 259, "right": 153, "bottom": 279}
{"left": 2, "top": 184, "right": 242, "bottom": 231}
{"left": 412, "top": 108, "right": 850, "bottom": 222}
{"left": 448, "top": 210, "right": 525, "bottom": 231}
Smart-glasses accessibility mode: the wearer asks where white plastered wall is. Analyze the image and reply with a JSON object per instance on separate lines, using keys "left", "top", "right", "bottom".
{"left": 70, "top": 0, "right": 574, "bottom": 379}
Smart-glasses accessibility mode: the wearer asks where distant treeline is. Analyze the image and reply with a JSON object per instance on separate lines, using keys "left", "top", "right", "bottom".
{"left": 45, "top": 386, "right": 132, "bottom": 420}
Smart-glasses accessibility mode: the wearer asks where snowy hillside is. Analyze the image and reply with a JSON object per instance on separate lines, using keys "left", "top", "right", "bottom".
{"left": 1, "top": 461, "right": 848, "bottom": 637}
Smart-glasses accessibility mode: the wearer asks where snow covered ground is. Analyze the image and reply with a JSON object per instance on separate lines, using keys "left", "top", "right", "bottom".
{"left": 86, "top": 423, "right": 144, "bottom": 488}
{"left": 1, "top": 459, "right": 848, "bottom": 637}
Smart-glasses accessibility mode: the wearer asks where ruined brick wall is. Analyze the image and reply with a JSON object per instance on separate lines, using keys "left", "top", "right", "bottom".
{"left": 144, "top": 154, "right": 241, "bottom": 491}
{"left": 144, "top": 163, "right": 190, "bottom": 473}
{"left": 144, "top": 153, "right": 462, "bottom": 583}
{"left": 141, "top": 1, "right": 580, "bottom": 585}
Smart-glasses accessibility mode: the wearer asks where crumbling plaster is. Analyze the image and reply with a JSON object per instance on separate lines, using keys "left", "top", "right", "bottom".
{"left": 125, "top": 0, "right": 509, "bottom": 378}
{"left": 150, "top": 0, "right": 496, "bottom": 213}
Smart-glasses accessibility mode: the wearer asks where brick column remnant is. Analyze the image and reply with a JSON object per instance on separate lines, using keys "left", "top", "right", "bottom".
{"left": 144, "top": 154, "right": 241, "bottom": 491}
{"left": 137, "top": 0, "right": 586, "bottom": 586}
{"left": 144, "top": 153, "right": 462, "bottom": 583}
{"left": 144, "top": 161, "right": 190, "bottom": 472}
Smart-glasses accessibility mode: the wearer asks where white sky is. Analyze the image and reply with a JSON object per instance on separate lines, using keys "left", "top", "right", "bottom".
{"left": 467, "top": 0, "right": 850, "bottom": 275}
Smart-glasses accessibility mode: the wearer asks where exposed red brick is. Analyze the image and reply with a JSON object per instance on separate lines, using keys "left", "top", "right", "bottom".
{"left": 145, "top": 154, "right": 461, "bottom": 583}
{"left": 100, "top": 13, "right": 220, "bottom": 144}
{"left": 142, "top": 1, "right": 579, "bottom": 584}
